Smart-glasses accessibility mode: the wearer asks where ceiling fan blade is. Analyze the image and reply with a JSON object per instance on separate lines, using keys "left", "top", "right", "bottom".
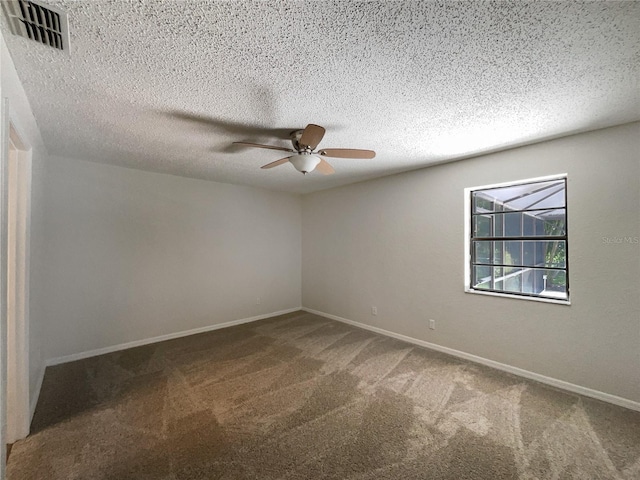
{"left": 318, "top": 148, "right": 376, "bottom": 159}
{"left": 233, "top": 141, "right": 294, "bottom": 153}
{"left": 261, "top": 157, "right": 291, "bottom": 169}
{"left": 299, "top": 124, "right": 326, "bottom": 150}
{"left": 315, "top": 159, "right": 335, "bottom": 175}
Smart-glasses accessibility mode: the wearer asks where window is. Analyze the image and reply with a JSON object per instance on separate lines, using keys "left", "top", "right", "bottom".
{"left": 465, "top": 175, "right": 569, "bottom": 303}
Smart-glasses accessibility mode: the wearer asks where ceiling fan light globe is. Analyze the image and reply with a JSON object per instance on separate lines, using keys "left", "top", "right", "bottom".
{"left": 289, "top": 154, "right": 321, "bottom": 174}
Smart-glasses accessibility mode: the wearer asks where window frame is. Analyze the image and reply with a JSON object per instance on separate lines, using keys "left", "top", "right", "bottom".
{"left": 464, "top": 174, "right": 570, "bottom": 305}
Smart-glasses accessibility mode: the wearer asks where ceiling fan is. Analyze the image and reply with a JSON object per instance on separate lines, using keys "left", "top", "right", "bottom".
{"left": 233, "top": 124, "right": 375, "bottom": 175}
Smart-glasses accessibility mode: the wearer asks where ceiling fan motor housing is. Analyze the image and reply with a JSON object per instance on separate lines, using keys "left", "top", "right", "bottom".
{"left": 290, "top": 129, "right": 306, "bottom": 152}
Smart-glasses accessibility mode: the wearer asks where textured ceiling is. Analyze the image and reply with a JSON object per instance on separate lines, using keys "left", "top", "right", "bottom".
{"left": 2, "top": 0, "right": 639, "bottom": 194}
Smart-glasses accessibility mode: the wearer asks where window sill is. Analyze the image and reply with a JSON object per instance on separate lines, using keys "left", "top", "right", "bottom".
{"left": 464, "top": 288, "right": 571, "bottom": 305}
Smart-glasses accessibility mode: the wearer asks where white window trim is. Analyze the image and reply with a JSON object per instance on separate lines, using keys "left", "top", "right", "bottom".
{"left": 463, "top": 173, "right": 571, "bottom": 305}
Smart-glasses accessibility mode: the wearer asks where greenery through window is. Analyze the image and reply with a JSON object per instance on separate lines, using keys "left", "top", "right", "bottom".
{"left": 469, "top": 177, "right": 569, "bottom": 301}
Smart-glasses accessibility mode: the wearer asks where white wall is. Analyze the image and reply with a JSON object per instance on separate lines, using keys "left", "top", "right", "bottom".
{"left": 1, "top": 32, "right": 48, "bottom": 423}
{"left": 302, "top": 122, "right": 640, "bottom": 404}
{"left": 36, "top": 156, "right": 301, "bottom": 360}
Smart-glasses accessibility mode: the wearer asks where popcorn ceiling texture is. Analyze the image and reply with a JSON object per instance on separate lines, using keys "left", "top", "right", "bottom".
{"left": 2, "top": 0, "right": 639, "bottom": 193}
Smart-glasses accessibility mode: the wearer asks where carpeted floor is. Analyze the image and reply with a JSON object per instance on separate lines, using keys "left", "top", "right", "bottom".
{"left": 8, "top": 311, "right": 640, "bottom": 479}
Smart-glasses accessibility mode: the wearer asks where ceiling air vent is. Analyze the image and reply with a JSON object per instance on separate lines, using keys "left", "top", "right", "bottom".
{"left": 2, "top": 0, "right": 69, "bottom": 51}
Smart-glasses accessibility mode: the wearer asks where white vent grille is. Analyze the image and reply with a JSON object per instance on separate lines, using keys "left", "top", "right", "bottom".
{"left": 2, "top": 0, "right": 69, "bottom": 51}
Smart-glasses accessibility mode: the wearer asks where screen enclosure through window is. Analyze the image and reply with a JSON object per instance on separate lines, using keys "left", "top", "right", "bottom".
{"left": 466, "top": 175, "right": 569, "bottom": 303}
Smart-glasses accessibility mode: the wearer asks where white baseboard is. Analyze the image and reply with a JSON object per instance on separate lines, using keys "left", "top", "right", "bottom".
{"left": 302, "top": 307, "right": 640, "bottom": 413}
{"left": 30, "top": 363, "right": 45, "bottom": 423}
{"left": 46, "top": 307, "right": 303, "bottom": 367}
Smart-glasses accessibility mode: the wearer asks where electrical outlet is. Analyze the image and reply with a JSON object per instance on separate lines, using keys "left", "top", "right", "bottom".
{"left": 371, "top": 306, "right": 377, "bottom": 316}
{"left": 429, "top": 319, "right": 435, "bottom": 330}
{"left": 256, "top": 297, "right": 261, "bottom": 305}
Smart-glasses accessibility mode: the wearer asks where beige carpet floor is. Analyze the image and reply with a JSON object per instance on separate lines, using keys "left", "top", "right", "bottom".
{"left": 8, "top": 311, "right": 640, "bottom": 479}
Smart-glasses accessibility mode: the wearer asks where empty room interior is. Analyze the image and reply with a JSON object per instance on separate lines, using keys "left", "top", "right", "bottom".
{"left": 1, "top": 1, "right": 639, "bottom": 479}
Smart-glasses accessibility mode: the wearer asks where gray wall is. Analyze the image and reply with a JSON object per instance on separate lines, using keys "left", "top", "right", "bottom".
{"left": 1, "top": 33, "right": 48, "bottom": 413}
{"left": 302, "top": 123, "right": 640, "bottom": 403}
{"left": 36, "top": 156, "right": 301, "bottom": 360}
